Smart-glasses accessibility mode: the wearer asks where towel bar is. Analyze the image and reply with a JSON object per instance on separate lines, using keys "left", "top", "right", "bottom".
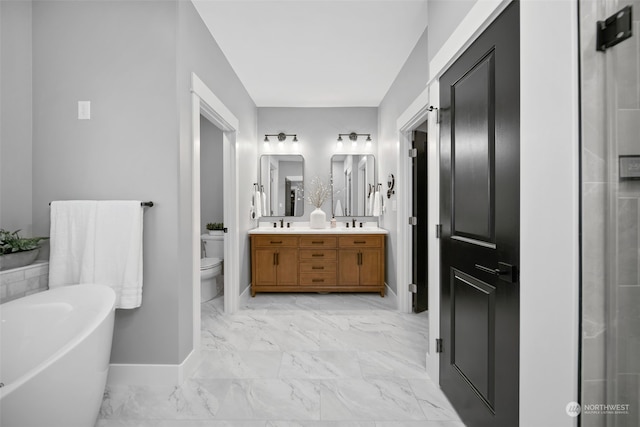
{"left": 49, "top": 201, "right": 154, "bottom": 207}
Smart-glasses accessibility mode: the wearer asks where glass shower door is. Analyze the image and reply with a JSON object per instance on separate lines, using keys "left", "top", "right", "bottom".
{"left": 580, "top": 1, "right": 640, "bottom": 426}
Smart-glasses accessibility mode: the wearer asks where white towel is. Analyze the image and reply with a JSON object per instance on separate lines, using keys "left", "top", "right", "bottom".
{"left": 49, "top": 201, "right": 98, "bottom": 287}
{"left": 373, "top": 191, "right": 383, "bottom": 217}
{"left": 368, "top": 190, "right": 375, "bottom": 216}
{"left": 49, "top": 200, "right": 144, "bottom": 309}
{"left": 261, "top": 191, "right": 267, "bottom": 217}
{"left": 254, "top": 189, "right": 262, "bottom": 218}
{"left": 335, "top": 199, "right": 343, "bottom": 217}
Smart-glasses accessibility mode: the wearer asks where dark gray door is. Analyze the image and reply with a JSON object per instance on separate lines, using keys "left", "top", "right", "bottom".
{"left": 412, "top": 125, "right": 428, "bottom": 312}
{"left": 439, "top": 2, "right": 520, "bottom": 427}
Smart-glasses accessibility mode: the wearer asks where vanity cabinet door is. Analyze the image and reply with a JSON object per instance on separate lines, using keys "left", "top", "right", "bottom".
{"left": 338, "top": 249, "right": 361, "bottom": 286}
{"left": 254, "top": 248, "right": 278, "bottom": 286}
{"left": 359, "top": 248, "right": 382, "bottom": 286}
{"left": 276, "top": 248, "right": 298, "bottom": 286}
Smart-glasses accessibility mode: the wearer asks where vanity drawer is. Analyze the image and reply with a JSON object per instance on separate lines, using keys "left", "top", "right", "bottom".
{"left": 299, "top": 272, "right": 337, "bottom": 286}
{"left": 299, "top": 236, "right": 337, "bottom": 248}
{"left": 300, "top": 262, "right": 337, "bottom": 273}
{"left": 338, "top": 235, "right": 382, "bottom": 248}
{"left": 299, "top": 249, "right": 337, "bottom": 260}
{"left": 252, "top": 235, "right": 298, "bottom": 247}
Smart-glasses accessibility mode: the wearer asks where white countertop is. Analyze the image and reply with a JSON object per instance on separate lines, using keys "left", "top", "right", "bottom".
{"left": 249, "top": 222, "right": 388, "bottom": 235}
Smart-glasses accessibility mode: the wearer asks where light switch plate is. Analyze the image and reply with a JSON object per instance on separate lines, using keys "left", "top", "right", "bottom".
{"left": 78, "top": 101, "right": 91, "bottom": 120}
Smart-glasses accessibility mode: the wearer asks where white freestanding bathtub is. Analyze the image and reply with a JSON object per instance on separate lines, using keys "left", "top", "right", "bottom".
{"left": 0, "top": 284, "right": 116, "bottom": 427}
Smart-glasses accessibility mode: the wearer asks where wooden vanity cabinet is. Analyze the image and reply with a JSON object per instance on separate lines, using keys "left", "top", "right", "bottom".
{"left": 250, "top": 235, "right": 298, "bottom": 296}
{"left": 250, "top": 233, "right": 385, "bottom": 296}
{"left": 337, "top": 236, "right": 384, "bottom": 293}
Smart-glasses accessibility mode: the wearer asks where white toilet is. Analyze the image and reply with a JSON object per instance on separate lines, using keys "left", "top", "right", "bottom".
{"left": 200, "top": 234, "right": 224, "bottom": 302}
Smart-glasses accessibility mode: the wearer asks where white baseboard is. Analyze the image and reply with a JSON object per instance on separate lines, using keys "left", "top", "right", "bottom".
{"left": 385, "top": 283, "right": 398, "bottom": 308}
{"left": 239, "top": 283, "right": 251, "bottom": 308}
{"left": 107, "top": 349, "right": 199, "bottom": 387}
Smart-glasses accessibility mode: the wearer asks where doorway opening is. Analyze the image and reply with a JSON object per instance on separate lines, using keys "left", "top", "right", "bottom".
{"left": 199, "top": 116, "right": 225, "bottom": 304}
{"left": 190, "top": 73, "right": 239, "bottom": 366}
{"left": 412, "top": 120, "right": 429, "bottom": 313}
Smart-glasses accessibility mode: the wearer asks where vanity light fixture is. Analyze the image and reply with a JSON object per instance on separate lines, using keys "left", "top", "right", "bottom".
{"left": 264, "top": 132, "right": 298, "bottom": 148}
{"left": 337, "top": 132, "right": 372, "bottom": 148}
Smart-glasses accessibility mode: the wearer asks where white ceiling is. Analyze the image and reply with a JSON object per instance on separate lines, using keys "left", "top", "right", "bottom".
{"left": 192, "top": 0, "right": 429, "bottom": 107}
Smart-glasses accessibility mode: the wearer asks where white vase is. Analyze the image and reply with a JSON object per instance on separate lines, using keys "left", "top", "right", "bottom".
{"left": 309, "top": 207, "right": 326, "bottom": 229}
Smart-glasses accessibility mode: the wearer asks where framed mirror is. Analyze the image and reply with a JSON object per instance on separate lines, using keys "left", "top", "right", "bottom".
{"left": 331, "top": 154, "right": 376, "bottom": 217}
{"left": 260, "top": 155, "right": 304, "bottom": 217}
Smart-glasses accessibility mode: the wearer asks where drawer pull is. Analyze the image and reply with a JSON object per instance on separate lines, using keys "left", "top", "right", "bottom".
{"left": 312, "top": 253, "right": 324, "bottom": 257}
{"left": 312, "top": 279, "right": 325, "bottom": 283}
{"left": 353, "top": 240, "right": 366, "bottom": 244}
{"left": 312, "top": 266, "right": 324, "bottom": 270}
{"left": 311, "top": 241, "right": 324, "bottom": 244}
{"left": 270, "top": 240, "right": 283, "bottom": 244}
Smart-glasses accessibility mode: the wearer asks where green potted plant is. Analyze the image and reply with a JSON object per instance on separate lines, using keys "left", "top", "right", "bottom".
{"left": 206, "top": 222, "right": 224, "bottom": 236}
{"left": 0, "top": 229, "right": 49, "bottom": 271}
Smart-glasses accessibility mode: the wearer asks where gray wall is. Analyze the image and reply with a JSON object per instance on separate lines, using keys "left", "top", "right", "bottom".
{"left": 377, "top": 26, "right": 429, "bottom": 295}
{"left": 31, "top": 0, "right": 257, "bottom": 365}
{"left": 257, "top": 107, "right": 377, "bottom": 223}
{"left": 1, "top": 1, "right": 33, "bottom": 236}
{"left": 427, "top": 0, "right": 478, "bottom": 62}
{"left": 32, "top": 0, "right": 180, "bottom": 365}
{"left": 200, "top": 117, "right": 223, "bottom": 233}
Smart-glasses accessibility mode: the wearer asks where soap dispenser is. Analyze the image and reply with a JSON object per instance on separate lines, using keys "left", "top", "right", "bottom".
{"left": 330, "top": 216, "right": 337, "bottom": 228}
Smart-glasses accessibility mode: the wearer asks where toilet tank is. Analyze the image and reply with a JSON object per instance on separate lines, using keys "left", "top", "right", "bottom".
{"left": 201, "top": 234, "right": 224, "bottom": 259}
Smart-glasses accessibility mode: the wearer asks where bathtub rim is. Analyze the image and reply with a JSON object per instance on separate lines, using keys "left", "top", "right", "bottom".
{"left": 0, "top": 284, "right": 116, "bottom": 399}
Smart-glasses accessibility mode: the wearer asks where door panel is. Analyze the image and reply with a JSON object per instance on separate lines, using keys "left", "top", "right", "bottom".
{"left": 277, "top": 248, "right": 298, "bottom": 286}
{"left": 255, "top": 249, "right": 277, "bottom": 286}
{"left": 359, "top": 249, "right": 381, "bottom": 286}
{"left": 338, "top": 249, "right": 360, "bottom": 285}
{"left": 451, "top": 269, "right": 495, "bottom": 408}
{"left": 452, "top": 53, "right": 495, "bottom": 243}
{"left": 439, "top": 2, "right": 519, "bottom": 427}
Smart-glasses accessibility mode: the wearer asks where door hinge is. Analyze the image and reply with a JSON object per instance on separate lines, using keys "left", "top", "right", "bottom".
{"left": 435, "top": 338, "right": 443, "bottom": 353}
{"left": 408, "top": 283, "right": 417, "bottom": 293}
{"left": 597, "top": 5, "right": 633, "bottom": 52}
{"left": 435, "top": 224, "right": 442, "bottom": 238}
{"left": 408, "top": 148, "right": 418, "bottom": 158}
{"left": 409, "top": 216, "right": 418, "bottom": 226}
{"left": 428, "top": 105, "right": 440, "bottom": 124}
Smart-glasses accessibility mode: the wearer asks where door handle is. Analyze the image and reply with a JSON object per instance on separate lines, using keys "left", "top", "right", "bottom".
{"left": 474, "top": 262, "right": 518, "bottom": 283}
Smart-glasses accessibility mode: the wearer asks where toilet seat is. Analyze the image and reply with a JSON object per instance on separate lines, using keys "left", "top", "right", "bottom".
{"left": 200, "top": 257, "right": 222, "bottom": 270}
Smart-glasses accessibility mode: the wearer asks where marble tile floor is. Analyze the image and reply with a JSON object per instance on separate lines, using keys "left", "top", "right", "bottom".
{"left": 96, "top": 292, "right": 464, "bottom": 427}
